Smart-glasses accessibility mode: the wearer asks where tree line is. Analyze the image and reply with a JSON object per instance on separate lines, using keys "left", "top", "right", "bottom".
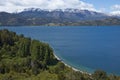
{"left": 0, "top": 29, "right": 119, "bottom": 80}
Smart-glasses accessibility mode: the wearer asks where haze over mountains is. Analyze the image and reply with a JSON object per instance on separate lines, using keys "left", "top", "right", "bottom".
{"left": 0, "top": 8, "right": 120, "bottom": 26}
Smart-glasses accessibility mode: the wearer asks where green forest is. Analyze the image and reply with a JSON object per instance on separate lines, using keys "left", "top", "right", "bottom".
{"left": 0, "top": 29, "right": 120, "bottom": 80}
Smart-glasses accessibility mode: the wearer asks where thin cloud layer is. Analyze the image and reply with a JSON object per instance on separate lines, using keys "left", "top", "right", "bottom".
{"left": 0, "top": 0, "right": 96, "bottom": 12}
{"left": 110, "top": 4, "right": 120, "bottom": 15}
{"left": 111, "top": 4, "right": 120, "bottom": 11}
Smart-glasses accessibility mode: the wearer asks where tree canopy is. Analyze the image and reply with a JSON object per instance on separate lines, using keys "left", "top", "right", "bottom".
{"left": 0, "top": 29, "right": 119, "bottom": 80}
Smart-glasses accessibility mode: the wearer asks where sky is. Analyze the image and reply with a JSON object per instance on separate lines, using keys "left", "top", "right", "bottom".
{"left": 0, "top": 0, "right": 120, "bottom": 14}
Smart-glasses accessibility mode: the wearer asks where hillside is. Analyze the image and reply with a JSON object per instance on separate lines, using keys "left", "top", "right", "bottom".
{"left": 51, "top": 18, "right": 120, "bottom": 26}
{"left": 0, "top": 29, "right": 120, "bottom": 80}
{"left": 0, "top": 8, "right": 120, "bottom": 26}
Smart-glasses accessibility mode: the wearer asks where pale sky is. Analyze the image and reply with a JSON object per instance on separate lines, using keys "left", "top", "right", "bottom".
{"left": 0, "top": 0, "right": 120, "bottom": 14}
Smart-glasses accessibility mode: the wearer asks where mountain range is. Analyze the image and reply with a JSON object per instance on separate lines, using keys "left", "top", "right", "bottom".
{"left": 0, "top": 8, "right": 120, "bottom": 26}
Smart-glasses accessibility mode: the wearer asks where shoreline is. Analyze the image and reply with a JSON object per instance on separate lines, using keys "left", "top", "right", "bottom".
{"left": 53, "top": 52, "right": 91, "bottom": 75}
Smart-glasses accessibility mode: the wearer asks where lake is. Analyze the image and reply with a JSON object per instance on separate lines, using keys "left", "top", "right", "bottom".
{"left": 0, "top": 26, "right": 120, "bottom": 75}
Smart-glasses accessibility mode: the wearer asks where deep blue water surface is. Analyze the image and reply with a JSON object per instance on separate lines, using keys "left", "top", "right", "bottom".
{"left": 0, "top": 26, "right": 120, "bottom": 75}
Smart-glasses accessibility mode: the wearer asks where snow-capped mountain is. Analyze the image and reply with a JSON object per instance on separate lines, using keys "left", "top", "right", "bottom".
{"left": 21, "top": 8, "right": 105, "bottom": 15}
{"left": 19, "top": 8, "right": 109, "bottom": 21}
{"left": 16, "top": 8, "right": 119, "bottom": 17}
{"left": 0, "top": 8, "right": 119, "bottom": 26}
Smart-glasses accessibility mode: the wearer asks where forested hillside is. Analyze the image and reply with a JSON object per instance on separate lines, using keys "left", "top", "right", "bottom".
{"left": 0, "top": 29, "right": 120, "bottom": 80}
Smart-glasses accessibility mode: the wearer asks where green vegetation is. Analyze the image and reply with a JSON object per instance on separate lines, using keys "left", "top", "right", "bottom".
{"left": 0, "top": 29, "right": 120, "bottom": 80}
{"left": 45, "top": 18, "right": 120, "bottom": 26}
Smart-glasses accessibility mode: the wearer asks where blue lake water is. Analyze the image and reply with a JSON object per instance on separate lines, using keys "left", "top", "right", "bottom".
{"left": 0, "top": 26, "right": 120, "bottom": 75}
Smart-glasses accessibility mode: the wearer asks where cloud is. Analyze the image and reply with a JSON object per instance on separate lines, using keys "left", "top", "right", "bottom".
{"left": 0, "top": 0, "right": 96, "bottom": 12}
{"left": 110, "top": 4, "right": 120, "bottom": 16}
{"left": 111, "top": 4, "right": 120, "bottom": 11}
{"left": 110, "top": 11, "right": 120, "bottom": 16}
{"left": 0, "top": 0, "right": 7, "bottom": 6}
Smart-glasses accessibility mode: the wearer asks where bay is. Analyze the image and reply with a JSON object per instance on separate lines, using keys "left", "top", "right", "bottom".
{"left": 0, "top": 26, "right": 120, "bottom": 75}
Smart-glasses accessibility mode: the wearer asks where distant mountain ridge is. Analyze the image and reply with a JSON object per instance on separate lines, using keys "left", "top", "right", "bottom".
{"left": 19, "top": 8, "right": 108, "bottom": 21}
{"left": 0, "top": 8, "right": 120, "bottom": 26}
